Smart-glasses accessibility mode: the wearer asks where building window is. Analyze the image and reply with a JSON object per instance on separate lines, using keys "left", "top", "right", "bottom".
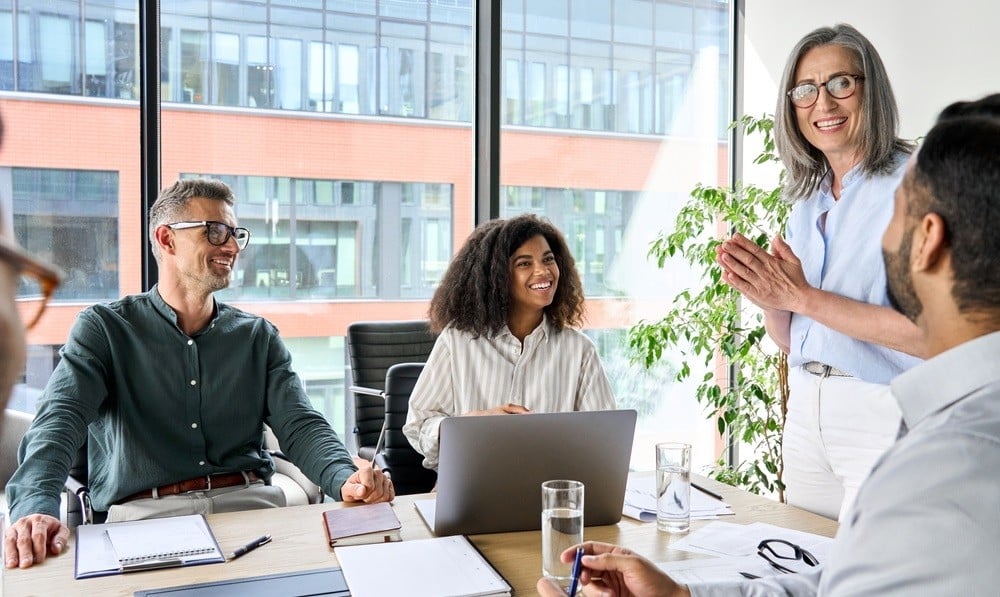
{"left": 9, "top": 167, "right": 119, "bottom": 301}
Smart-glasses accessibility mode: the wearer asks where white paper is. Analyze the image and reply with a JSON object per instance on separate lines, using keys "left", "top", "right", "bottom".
{"left": 336, "top": 535, "right": 511, "bottom": 597}
{"left": 656, "top": 554, "right": 781, "bottom": 583}
{"left": 668, "top": 521, "right": 834, "bottom": 562}
{"left": 414, "top": 497, "right": 437, "bottom": 530}
{"left": 623, "top": 474, "right": 734, "bottom": 522}
{"left": 106, "top": 515, "right": 218, "bottom": 563}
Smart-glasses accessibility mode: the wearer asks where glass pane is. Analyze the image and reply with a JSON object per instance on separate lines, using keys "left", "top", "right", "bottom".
{"left": 501, "top": 0, "right": 733, "bottom": 472}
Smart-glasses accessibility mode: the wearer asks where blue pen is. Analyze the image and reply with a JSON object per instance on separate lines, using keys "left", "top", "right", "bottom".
{"left": 567, "top": 547, "right": 584, "bottom": 596}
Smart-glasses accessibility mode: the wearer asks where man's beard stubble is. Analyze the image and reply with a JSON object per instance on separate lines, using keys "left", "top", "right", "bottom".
{"left": 883, "top": 226, "right": 923, "bottom": 323}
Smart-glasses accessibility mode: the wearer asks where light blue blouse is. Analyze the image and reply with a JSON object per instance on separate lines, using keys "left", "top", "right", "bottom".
{"left": 784, "top": 154, "right": 920, "bottom": 384}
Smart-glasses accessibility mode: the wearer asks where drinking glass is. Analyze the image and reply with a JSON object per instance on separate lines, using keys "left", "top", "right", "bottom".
{"left": 656, "top": 442, "right": 692, "bottom": 533}
{"left": 541, "top": 479, "right": 584, "bottom": 584}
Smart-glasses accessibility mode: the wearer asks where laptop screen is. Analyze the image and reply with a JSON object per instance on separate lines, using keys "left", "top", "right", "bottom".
{"left": 429, "top": 409, "right": 637, "bottom": 536}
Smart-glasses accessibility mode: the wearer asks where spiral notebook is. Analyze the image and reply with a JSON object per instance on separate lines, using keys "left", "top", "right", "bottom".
{"left": 75, "top": 514, "right": 225, "bottom": 579}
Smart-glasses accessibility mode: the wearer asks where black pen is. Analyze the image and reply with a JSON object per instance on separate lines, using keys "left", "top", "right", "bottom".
{"left": 692, "top": 483, "right": 724, "bottom": 501}
{"left": 229, "top": 535, "right": 271, "bottom": 561}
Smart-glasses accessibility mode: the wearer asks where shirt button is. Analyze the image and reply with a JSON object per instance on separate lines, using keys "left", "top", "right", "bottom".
{"left": 191, "top": 423, "right": 198, "bottom": 429}
{"left": 198, "top": 460, "right": 205, "bottom": 466}
{"left": 190, "top": 379, "right": 197, "bottom": 386}
{"left": 187, "top": 339, "right": 194, "bottom": 346}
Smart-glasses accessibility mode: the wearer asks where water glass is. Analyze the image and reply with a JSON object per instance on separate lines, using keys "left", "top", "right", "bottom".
{"left": 541, "top": 479, "right": 584, "bottom": 583}
{"left": 656, "top": 442, "right": 692, "bottom": 533}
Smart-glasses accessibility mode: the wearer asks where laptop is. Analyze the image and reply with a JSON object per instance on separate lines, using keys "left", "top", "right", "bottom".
{"left": 420, "top": 409, "right": 637, "bottom": 536}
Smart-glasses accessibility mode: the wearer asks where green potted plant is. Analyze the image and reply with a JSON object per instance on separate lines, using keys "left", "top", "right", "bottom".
{"left": 628, "top": 115, "right": 791, "bottom": 498}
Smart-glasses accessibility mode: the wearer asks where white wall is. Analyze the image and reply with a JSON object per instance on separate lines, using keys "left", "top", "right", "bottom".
{"left": 743, "top": 0, "right": 1000, "bottom": 140}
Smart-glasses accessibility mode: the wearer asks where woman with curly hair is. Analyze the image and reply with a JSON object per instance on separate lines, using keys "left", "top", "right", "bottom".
{"left": 402, "top": 214, "right": 616, "bottom": 470}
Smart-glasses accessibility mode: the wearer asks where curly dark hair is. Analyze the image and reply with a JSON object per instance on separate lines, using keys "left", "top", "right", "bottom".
{"left": 429, "top": 214, "right": 585, "bottom": 336}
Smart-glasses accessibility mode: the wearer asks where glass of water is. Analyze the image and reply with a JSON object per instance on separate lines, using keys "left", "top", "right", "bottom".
{"left": 541, "top": 479, "right": 584, "bottom": 584}
{"left": 656, "top": 442, "right": 692, "bottom": 533}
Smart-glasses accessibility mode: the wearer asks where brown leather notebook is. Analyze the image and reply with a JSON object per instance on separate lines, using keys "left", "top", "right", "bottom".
{"left": 322, "top": 502, "right": 403, "bottom": 547}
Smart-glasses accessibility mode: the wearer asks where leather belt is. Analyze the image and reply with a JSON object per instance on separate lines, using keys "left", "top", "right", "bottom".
{"left": 802, "top": 361, "right": 852, "bottom": 378}
{"left": 117, "top": 471, "right": 260, "bottom": 504}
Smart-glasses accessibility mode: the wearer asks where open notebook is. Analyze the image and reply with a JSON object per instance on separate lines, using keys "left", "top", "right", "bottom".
{"left": 334, "top": 535, "right": 511, "bottom": 597}
{"left": 75, "top": 514, "right": 225, "bottom": 579}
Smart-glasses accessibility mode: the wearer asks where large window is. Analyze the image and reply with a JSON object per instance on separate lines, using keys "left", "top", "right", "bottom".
{"left": 501, "top": 0, "right": 732, "bottom": 471}
{"left": 2, "top": 1, "right": 724, "bottom": 136}
{"left": 2, "top": 0, "right": 732, "bottom": 470}
{"left": 502, "top": 0, "right": 728, "bottom": 137}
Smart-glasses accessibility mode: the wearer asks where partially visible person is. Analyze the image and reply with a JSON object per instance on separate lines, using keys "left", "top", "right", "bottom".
{"left": 403, "top": 214, "right": 616, "bottom": 470}
{"left": 539, "top": 93, "right": 1000, "bottom": 596}
{"left": 5, "top": 178, "right": 393, "bottom": 569}
{"left": 717, "top": 24, "right": 924, "bottom": 520}
{"left": 0, "top": 108, "right": 24, "bottom": 417}
{"left": 0, "top": 231, "right": 24, "bottom": 417}
{"left": 0, "top": 219, "right": 61, "bottom": 416}
{"left": 0, "top": 109, "right": 62, "bottom": 419}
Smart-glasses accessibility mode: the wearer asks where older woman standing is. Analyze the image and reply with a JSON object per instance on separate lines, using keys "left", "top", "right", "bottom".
{"left": 717, "top": 24, "right": 924, "bottom": 520}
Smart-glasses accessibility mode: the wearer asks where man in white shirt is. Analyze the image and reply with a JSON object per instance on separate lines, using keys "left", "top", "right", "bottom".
{"left": 538, "top": 95, "right": 1000, "bottom": 596}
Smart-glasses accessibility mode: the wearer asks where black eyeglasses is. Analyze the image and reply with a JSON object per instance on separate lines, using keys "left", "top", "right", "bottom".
{"left": 787, "top": 74, "right": 864, "bottom": 109}
{"left": 166, "top": 221, "right": 251, "bottom": 250}
{"left": 757, "top": 539, "right": 819, "bottom": 574}
{"left": 0, "top": 237, "right": 63, "bottom": 330}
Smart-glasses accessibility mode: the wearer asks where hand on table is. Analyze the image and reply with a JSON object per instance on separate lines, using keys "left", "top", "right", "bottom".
{"left": 4, "top": 513, "right": 69, "bottom": 569}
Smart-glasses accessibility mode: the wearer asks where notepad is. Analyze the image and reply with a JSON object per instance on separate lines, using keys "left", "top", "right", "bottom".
{"left": 322, "top": 502, "right": 402, "bottom": 547}
{"left": 335, "top": 535, "right": 511, "bottom": 597}
{"left": 75, "top": 514, "right": 225, "bottom": 579}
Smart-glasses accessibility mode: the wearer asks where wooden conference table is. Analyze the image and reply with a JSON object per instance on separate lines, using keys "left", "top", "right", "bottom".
{"left": 2, "top": 475, "right": 838, "bottom": 596}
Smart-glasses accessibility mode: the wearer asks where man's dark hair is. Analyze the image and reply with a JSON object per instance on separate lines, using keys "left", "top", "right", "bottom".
{"left": 912, "top": 93, "right": 1000, "bottom": 317}
{"left": 428, "top": 213, "right": 585, "bottom": 336}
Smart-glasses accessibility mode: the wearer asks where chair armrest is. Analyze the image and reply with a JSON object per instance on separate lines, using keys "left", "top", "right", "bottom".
{"left": 349, "top": 385, "right": 385, "bottom": 398}
{"left": 373, "top": 452, "right": 389, "bottom": 470}
{"left": 269, "top": 450, "right": 324, "bottom": 504}
{"left": 64, "top": 474, "right": 93, "bottom": 526}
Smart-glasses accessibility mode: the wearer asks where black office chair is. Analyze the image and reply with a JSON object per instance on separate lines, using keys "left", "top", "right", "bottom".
{"left": 374, "top": 363, "right": 437, "bottom": 495}
{"left": 345, "top": 320, "right": 435, "bottom": 461}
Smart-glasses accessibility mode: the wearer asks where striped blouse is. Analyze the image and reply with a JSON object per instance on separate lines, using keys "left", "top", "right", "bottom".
{"left": 402, "top": 316, "right": 617, "bottom": 470}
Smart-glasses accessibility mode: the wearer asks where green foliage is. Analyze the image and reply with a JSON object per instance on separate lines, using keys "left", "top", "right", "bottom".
{"left": 628, "top": 114, "right": 791, "bottom": 497}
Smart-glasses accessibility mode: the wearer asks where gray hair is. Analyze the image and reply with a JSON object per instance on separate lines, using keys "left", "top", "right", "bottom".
{"left": 774, "top": 23, "right": 914, "bottom": 200}
{"left": 149, "top": 178, "right": 235, "bottom": 260}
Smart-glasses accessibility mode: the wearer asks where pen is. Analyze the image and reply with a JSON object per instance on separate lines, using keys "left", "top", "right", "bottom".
{"left": 692, "top": 482, "right": 724, "bottom": 501}
{"left": 567, "top": 546, "right": 584, "bottom": 596}
{"left": 229, "top": 535, "right": 271, "bottom": 561}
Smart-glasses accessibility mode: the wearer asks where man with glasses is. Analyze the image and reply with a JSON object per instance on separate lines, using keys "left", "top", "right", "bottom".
{"left": 539, "top": 95, "right": 1000, "bottom": 595}
{"left": 4, "top": 178, "right": 394, "bottom": 570}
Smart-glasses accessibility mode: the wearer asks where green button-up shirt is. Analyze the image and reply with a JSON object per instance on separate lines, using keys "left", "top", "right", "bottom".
{"left": 7, "top": 287, "right": 356, "bottom": 520}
